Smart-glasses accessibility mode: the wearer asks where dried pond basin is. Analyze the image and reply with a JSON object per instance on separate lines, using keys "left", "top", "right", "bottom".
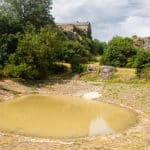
{"left": 0, "top": 94, "right": 137, "bottom": 138}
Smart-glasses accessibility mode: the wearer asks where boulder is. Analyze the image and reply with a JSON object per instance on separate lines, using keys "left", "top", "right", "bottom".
{"left": 102, "top": 66, "right": 117, "bottom": 73}
{"left": 100, "top": 66, "right": 117, "bottom": 80}
{"left": 87, "top": 65, "right": 98, "bottom": 72}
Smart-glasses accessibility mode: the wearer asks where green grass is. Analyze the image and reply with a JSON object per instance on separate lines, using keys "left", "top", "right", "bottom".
{"left": 79, "top": 72, "right": 100, "bottom": 82}
{"left": 79, "top": 66, "right": 150, "bottom": 84}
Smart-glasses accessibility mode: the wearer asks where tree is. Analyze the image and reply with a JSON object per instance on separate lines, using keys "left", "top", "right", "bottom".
{"left": 62, "top": 40, "right": 89, "bottom": 73}
{"left": 135, "top": 50, "right": 150, "bottom": 80}
{"left": 62, "top": 40, "right": 89, "bottom": 63}
{"left": 0, "top": 15, "right": 23, "bottom": 34}
{"left": 0, "top": 15, "right": 23, "bottom": 68}
{"left": 4, "top": 26, "right": 64, "bottom": 79}
{"left": 0, "top": 34, "right": 18, "bottom": 67}
{"left": 1, "top": 0, "right": 54, "bottom": 29}
{"left": 102, "top": 36, "right": 136, "bottom": 67}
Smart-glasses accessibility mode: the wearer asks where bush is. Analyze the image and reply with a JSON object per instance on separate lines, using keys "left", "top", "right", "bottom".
{"left": 0, "top": 16, "right": 23, "bottom": 34}
{"left": 0, "top": 70, "right": 4, "bottom": 79}
{"left": 50, "top": 64, "right": 68, "bottom": 74}
{"left": 88, "top": 56, "right": 97, "bottom": 62}
{"left": 139, "top": 67, "right": 150, "bottom": 80}
{"left": 135, "top": 50, "right": 150, "bottom": 80}
{"left": 92, "top": 39, "right": 107, "bottom": 55}
{"left": 5, "top": 27, "right": 64, "bottom": 79}
{"left": 0, "top": 34, "right": 18, "bottom": 67}
{"left": 4, "top": 64, "right": 39, "bottom": 79}
{"left": 71, "top": 64, "right": 86, "bottom": 73}
{"left": 126, "top": 57, "right": 136, "bottom": 68}
{"left": 62, "top": 40, "right": 90, "bottom": 63}
{"left": 62, "top": 40, "right": 89, "bottom": 74}
{"left": 102, "top": 36, "right": 136, "bottom": 67}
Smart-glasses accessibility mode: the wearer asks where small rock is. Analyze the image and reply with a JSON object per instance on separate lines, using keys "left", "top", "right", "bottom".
{"left": 101, "top": 66, "right": 117, "bottom": 73}
{"left": 82, "top": 92, "right": 101, "bottom": 100}
{"left": 100, "top": 66, "right": 117, "bottom": 80}
{"left": 87, "top": 65, "right": 98, "bottom": 72}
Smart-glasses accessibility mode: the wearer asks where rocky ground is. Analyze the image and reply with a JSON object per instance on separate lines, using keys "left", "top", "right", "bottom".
{"left": 0, "top": 79, "right": 150, "bottom": 150}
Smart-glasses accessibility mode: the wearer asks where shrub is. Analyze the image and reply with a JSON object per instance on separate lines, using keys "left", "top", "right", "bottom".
{"left": 92, "top": 39, "right": 107, "bottom": 55}
{"left": 4, "top": 64, "right": 39, "bottom": 79}
{"left": 62, "top": 40, "right": 89, "bottom": 63}
{"left": 0, "top": 34, "right": 18, "bottom": 67}
{"left": 102, "top": 36, "right": 136, "bottom": 67}
{"left": 5, "top": 27, "right": 64, "bottom": 79}
{"left": 0, "top": 70, "right": 4, "bottom": 79}
{"left": 71, "top": 64, "right": 86, "bottom": 73}
{"left": 126, "top": 57, "right": 136, "bottom": 68}
{"left": 50, "top": 64, "right": 68, "bottom": 74}
{"left": 135, "top": 50, "right": 150, "bottom": 80}
{"left": 139, "top": 67, "right": 150, "bottom": 81}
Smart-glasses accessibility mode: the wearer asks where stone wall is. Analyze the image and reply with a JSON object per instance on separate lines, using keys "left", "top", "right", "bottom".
{"left": 56, "top": 21, "right": 91, "bottom": 37}
{"left": 56, "top": 23, "right": 74, "bottom": 32}
{"left": 143, "top": 37, "right": 150, "bottom": 50}
{"left": 133, "top": 36, "right": 150, "bottom": 50}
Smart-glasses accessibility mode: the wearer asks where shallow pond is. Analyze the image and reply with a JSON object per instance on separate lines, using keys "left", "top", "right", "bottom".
{"left": 0, "top": 94, "right": 137, "bottom": 138}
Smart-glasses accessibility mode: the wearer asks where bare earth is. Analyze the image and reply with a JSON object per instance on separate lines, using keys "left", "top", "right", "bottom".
{"left": 0, "top": 79, "right": 150, "bottom": 150}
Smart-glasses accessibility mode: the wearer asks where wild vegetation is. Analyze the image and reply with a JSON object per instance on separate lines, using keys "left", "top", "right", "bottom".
{"left": 0, "top": 0, "right": 150, "bottom": 81}
{"left": 101, "top": 36, "right": 150, "bottom": 81}
{"left": 0, "top": 1, "right": 149, "bottom": 150}
{"left": 0, "top": 0, "right": 105, "bottom": 79}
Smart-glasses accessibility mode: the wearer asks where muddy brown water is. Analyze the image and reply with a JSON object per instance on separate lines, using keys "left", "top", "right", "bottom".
{"left": 0, "top": 94, "right": 137, "bottom": 138}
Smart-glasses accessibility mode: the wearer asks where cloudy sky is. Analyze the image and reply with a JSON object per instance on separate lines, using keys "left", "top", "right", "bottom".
{"left": 52, "top": 0, "right": 150, "bottom": 42}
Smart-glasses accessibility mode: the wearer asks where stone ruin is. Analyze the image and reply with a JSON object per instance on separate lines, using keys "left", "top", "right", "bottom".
{"left": 56, "top": 21, "right": 92, "bottom": 38}
{"left": 133, "top": 36, "right": 150, "bottom": 50}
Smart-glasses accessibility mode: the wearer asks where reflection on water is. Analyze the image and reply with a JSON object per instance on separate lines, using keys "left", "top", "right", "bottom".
{"left": 0, "top": 94, "right": 137, "bottom": 138}
{"left": 89, "top": 117, "right": 114, "bottom": 136}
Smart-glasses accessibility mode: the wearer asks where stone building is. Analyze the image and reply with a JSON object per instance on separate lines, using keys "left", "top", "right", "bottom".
{"left": 133, "top": 36, "right": 150, "bottom": 50}
{"left": 143, "top": 37, "right": 150, "bottom": 50}
{"left": 56, "top": 21, "right": 92, "bottom": 37}
{"left": 56, "top": 23, "right": 74, "bottom": 32}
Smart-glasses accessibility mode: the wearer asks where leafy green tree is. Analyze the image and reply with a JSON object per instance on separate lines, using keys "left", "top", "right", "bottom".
{"left": 0, "top": 14, "right": 23, "bottom": 68}
{"left": 0, "top": 15, "right": 23, "bottom": 34}
{"left": 62, "top": 40, "right": 89, "bottom": 63}
{"left": 4, "top": 27, "right": 64, "bottom": 79}
{"left": 73, "top": 27, "right": 94, "bottom": 55}
{"left": 92, "top": 39, "right": 107, "bottom": 55}
{"left": 1, "top": 0, "right": 54, "bottom": 29}
{"left": 62, "top": 40, "right": 89, "bottom": 73}
{"left": 135, "top": 50, "right": 150, "bottom": 79}
{"left": 4, "top": 63, "right": 38, "bottom": 79}
{"left": 102, "top": 36, "right": 136, "bottom": 67}
{"left": 0, "top": 34, "right": 18, "bottom": 67}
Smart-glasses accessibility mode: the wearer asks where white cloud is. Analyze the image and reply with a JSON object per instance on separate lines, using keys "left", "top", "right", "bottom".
{"left": 119, "top": 16, "right": 150, "bottom": 37}
{"left": 52, "top": 0, "right": 150, "bottom": 41}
